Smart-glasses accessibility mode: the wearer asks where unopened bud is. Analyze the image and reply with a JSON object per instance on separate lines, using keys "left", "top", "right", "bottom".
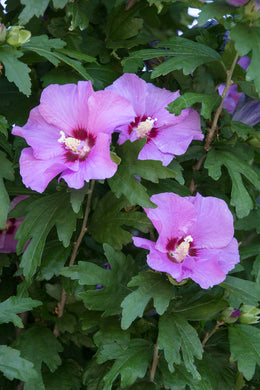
{"left": 239, "top": 305, "right": 260, "bottom": 324}
{"left": 6, "top": 26, "right": 31, "bottom": 47}
{"left": 220, "top": 307, "right": 241, "bottom": 324}
{"left": 0, "top": 24, "right": 7, "bottom": 43}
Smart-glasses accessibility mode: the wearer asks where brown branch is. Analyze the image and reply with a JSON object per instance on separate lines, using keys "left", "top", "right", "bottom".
{"left": 150, "top": 336, "right": 159, "bottom": 382}
{"left": 204, "top": 52, "right": 240, "bottom": 151}
{"left": 201, "top": 320, "right": 225, "bottom": 348}
{"left": 189, "top": 154, "right": 207, "bottom": 194}
{"left": 53, "top": 180, "right": 95, "bottom": 337}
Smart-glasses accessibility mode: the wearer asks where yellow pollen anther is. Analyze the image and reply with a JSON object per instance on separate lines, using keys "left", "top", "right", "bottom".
{"left": 169, "top": 235, "right": 193, "bottom": 263}
{"left": 64, "top": 137, "right": 81, "bottom": 153}
{"left": 135, "top": 117, "right": 157, "bottom": 138}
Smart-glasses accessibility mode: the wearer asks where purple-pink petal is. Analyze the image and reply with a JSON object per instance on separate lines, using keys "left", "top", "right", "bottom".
{"left": 19, "top": 148, "right": 67, "bottom": 193}
{"left": 187, "top": 193, "right": 235, "bottom": 249}
{"left": 133, "top": 192, "right": 239, "bottom": 289}
{"left": 86, "top": 90, "right": 135, "bottom": 134}
{"left": 39, "top": 81, "right": 94, "bottom": 134}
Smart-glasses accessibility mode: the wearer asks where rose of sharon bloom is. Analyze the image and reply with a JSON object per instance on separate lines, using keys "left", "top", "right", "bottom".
{"left": 133, "top": 192, "right": 239, "bottom": 289}
{"left": 226, "top": 0, "right": 248, "bottom": 6}
{"left": 0, "top": 196, "right": 28, "bottom": 253}
{"left": 106, "top": 74, "right": 203, "bottom": 166}
{"left": 12, "top": 81, "right": 135, "bottom": 193}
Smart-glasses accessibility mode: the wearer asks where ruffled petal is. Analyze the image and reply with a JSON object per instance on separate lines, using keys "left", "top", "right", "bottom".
{"left": 59, "top": 168, "right": 85, "bottom": 189}
{"left": 145, "top": 82, "right": 179, "bottom": 118}
{"left": 12, "top": 107, "right": 64, "bottom": 159}
{"left": 152, "top": 109, "right": 203, "bottom": 156}
{"left": 138, "top": 139, "right": 174, "bottom": 166}
{"left": 39, "top": 81, "right": 94, "bottom": 134}
{"left": 133, "top": 237, "right": 182, "bottom": 279}
{"left": 86, "top": 90, "right": 135, "bottom": 135}
{"left": 144, "top": 193, "right": 197, "bottom": 252}
{"left": 187, "top": 193, "right": 235, "bottom": 249}
{"left": 106, "top": 73, "right": 146, "bottom": 116}
{"left": 182, "top": 255, "right": 227, "bottom": 289}
{"left": 19, "top": 148, "right": 66, "bottom": 193}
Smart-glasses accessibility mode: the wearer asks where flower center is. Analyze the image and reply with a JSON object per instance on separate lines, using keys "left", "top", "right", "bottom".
{"left": 168, "top": 235, "right": 193, "bottom": 263}
{"left": 135, "top": 117, "right": 157, "bottom": 138}
{"left": 0, "top": 218, "right": 16, "bottom": 235}
{"left": 58, "top": 131, "right": 91, "bottom": 159}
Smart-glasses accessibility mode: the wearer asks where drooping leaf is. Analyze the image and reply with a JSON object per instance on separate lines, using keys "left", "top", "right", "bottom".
{"left": 15, "top": 324, "right": 63, "bottom": 372}
{"left": 221, "top": 276, "right": 260, "bottom": 306}
{"left": 52, "top": 0, "right": 68, "bottom": 8}
{"left": 96, "top": 337, "right": 151, "bottom": 390}
{"left": 167, "top": 93, "right": 221, "bottom": 120}
{"left": 230, "top": 25, "right": 260, "bottom": 95}
{"left": 235, "top": 207, "right": 260, "bottom": 234}
{"left": 43, "top": 359, "right": 82, "bottom": 390}
{"left": 19, "top": 0, "right": 50, "bottom": 25}
{"left": 205, "top": 148, "right": 260, "bottom": 218}
{"left": 61, "top": 244, "right": 137, "bottom": 316}
{"left": 0, "top": 151, "right": 14, "bottom": 229}
{"left": 89, "top": 191, "right": 152, "bottom": 250}
{"left": 159, "top": 312, "right": 203, "bottom": 379}
{"left": 15, "top": 191, "right": 78, "bottom": 281}
{"left": 0, "top": 46, "right": 31, "bottom": 96}
{"left": 231, "top": 121, "right": 256, "bottom": 141}
{"left": 108, "top": 139, "right": 176, "bottom": 208}
{"left": 198, "top": 2, "right": 234, "bottom": 26}
{"left": 121, "top": 271, "right": 174, "bottom": 329}
{"left": 0, "top": 296, "right": 42, "bottom": 327}
{"left": 229, "top": 324, "right": 260, "bottom": 380}
{"left": 66, "top": 0, "right": 96, "bottom": 31}
{"left": 128, "top": 37, "right": 221, "bottom": 78}
{"left": 0, "top": 345, "right": 38, "bottom": 382}
{"left": 36, "top": 240, "right": 71, "bottom": 281}
{"left": 23, "top": 35, "right": 66, "bottom": 66}
{"left": 52, "top": 51, "right": 93, "bottom": 81}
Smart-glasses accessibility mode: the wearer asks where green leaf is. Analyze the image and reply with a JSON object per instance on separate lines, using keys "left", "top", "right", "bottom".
{"left": 167, "top": 93, "right": 221, "bottom": 120}
{"left": 235, "top": 207, "right": 260, "bottom": 234}
{"left": 89, "top": 191, "right": 152, "bottom": 250}
{"left": 0, "top": 46, "right": 31, "bottom": 96}
{"left": 37, "top": 240, "right": 70, "bottom": 281}
{"left": 205, "top": 148, "right": 260, "bottom": 218}
{"left": 229, "top": 324, "right": 260, "bottom": 380}
{"left": 0, "top": 151, "right": 14, "bottom": 229}
{"left": 0, "top": 296, "right": 42, "bottom": 327}
{"left": 19, "top": 0, "right": 50, "bottom": 24}
{"left": 15, "top": 324, "right": 63, "bottom": 372}
{"left": 159, "top": 313, "right": 203, "bottom": 379}
{"left": 230, "top": 25, "right": 260, "bottom": 95}
{"left": 61, "top": 244, "right": 137, "bottom": 316}
{"left": 66, "top": 0, "right": 96, "bottom": 31}
{"left": 129, "top": 37, "right": 221, "bottom": 78}
{"left": 52, "top": 0, "right": 68, "bottom": 8}
{"left": 57, "top": 48, "right": 97, "bottom": 64}
{"left": 0, "top": 345, "right": 38, "bottom": 382}
{"left": 231, "top": 121, "right": 256, "bottom": 141}
{"left": 23, "top": 35, "right": 66, "bottom": 66}
{"left": 43, "top": 359, "right": 82, "bottom": 390}
{"left": 121, "top": 271, "right": 174, "bottom": 330}
{"left": 52, "top": 51, "right": 93, "bottom": 81}
{"left": 16, "top": 192, "right": 78, "bottom": 281}
{"left": 221, "top": 276, "right": 260, "bottom": 306}
{"left": 0, "top": 115, "right": 8, "bottom": 137}
{"left": 108, "top": 139, "right": 176, "bottom": 208}
{"left": 198, "top": 2, "right": 234, "bottom": 26}
{"left": 97, "top": 338, "right": 151, "bottom": 390}
{"left": 160, "top": 360, "right": 211, "bottom": 390}
{"left": 173, "top": 294, "right": 228, "bottom": 321}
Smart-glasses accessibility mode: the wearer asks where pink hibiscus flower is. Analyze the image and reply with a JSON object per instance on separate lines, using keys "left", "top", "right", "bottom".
{"left": 133, "top": 192, "right": 239, "bottom": 289}
{"left": 106, "top": 74, "right": 203, "bottom": 166}
{"left": 0, "top": 196, "right": 28, "bottom": 253}
{"left": 12, "top": 81, "right": 135, "bottom": 193}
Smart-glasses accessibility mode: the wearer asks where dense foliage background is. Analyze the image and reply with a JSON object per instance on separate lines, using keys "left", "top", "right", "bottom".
{"left": 0, "top": 0, "right": 260, "bottom": 389}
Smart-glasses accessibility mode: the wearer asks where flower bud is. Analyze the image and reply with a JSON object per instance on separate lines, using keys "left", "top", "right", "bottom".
{"left": 239, "top": 305, "right": 260, "bottom": 324}
{"left": 0, "top": 24, "right": 7, "bottom": 43}
{"left": 220, "top": 307, "right": 241, "bottom": 324}
{"left": 6, "top": 26, "right": 31, "bottom": 47}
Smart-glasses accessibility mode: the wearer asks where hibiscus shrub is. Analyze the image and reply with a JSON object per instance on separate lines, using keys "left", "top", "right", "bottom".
{"left": 0, "top": 0, "right": 260, "bottom": 389}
